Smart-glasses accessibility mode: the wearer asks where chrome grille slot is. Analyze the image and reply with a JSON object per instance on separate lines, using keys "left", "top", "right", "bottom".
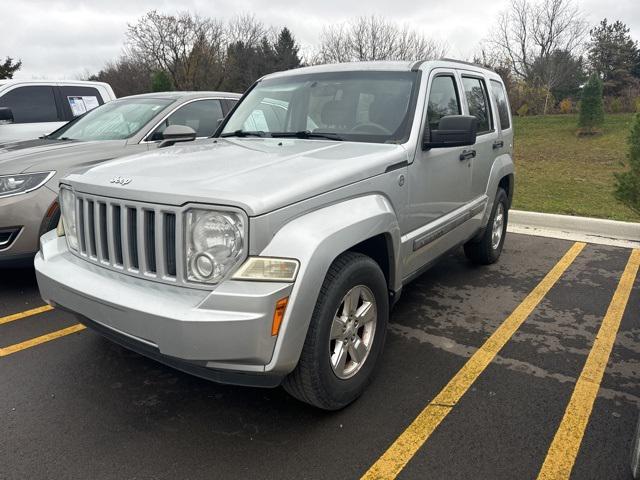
{"left": 128, "top": 207, "right": 139, "bottom": 270}
{"left": 164, "top": 213, "right": 177, "bottom": 276}
{"left": 72, "top": 193, "right": 181, "bottom": 286}
{"left": 86, "top": 200, "right": 97, "bottom": 258}
{"left": 145, "top": 210, "right": 156, "bottom": 274}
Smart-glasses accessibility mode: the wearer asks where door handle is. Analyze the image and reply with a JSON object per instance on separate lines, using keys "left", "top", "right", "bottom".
{"left": 459, "top": 149, "right": 476, "bottom": 161}
{"left": 493, "top": 140, "right": 504, "bottom": 149}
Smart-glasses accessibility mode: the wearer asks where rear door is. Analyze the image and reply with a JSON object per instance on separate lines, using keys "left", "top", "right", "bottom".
{"left": 458, "top": 72, "right": 500, "bottom": 201}
{"left": 0, "top": 85, "right": 64, "bottom": 142}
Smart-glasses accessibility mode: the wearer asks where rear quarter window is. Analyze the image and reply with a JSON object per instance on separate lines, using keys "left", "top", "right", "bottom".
{"left": 490, "top": 80, "right": 511, "bottom": 130}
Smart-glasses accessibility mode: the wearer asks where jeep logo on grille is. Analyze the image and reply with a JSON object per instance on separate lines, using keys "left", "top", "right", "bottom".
{"left": 110, "top": 176, "right": 132, "bottom": 186}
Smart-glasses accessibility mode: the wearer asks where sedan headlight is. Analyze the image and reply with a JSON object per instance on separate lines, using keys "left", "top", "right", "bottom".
{"left": 185, "top": 209, "right": 245, "bottom": 284}
{"left": 0, "top": 171, "right": 55, "bottom": 198}
{"left": 59, "top": 187, "right": 78, "bottom": 251}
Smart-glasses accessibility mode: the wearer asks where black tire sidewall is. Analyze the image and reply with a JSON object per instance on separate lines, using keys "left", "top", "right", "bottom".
{"left": 486, "top": 189, "right": 509, "bottom": 262}
{"left": 312, "top": 256, "right": 388, "bottom": 407}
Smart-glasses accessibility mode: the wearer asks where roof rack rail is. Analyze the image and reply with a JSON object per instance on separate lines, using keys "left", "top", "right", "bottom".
{"left": 439, "top": 58, "right": 496, "bottom": 72}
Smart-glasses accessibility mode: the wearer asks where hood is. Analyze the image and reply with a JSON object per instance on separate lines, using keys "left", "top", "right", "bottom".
{"left": 0, "top": 139, "right": 129, "bottom": 176}
{"left": 64, "top": 138, "right": 408, "bottom": 216}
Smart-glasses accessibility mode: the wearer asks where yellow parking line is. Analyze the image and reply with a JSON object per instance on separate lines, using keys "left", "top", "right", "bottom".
{"left": 537, "top": 248, "right": 640, "bottom": 480}
{"left": 0, "top": 324, "right": 86, "bottom": 357}
{"left": 0, "top": 305, "right": 53, "bottom": 325}
{"left": 361, "top": 242, "right": 586, "bottom": 480}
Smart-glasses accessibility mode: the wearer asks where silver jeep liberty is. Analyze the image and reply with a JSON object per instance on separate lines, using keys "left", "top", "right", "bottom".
{"left": 35, "top": 60, "right": 514, "bottom": 410}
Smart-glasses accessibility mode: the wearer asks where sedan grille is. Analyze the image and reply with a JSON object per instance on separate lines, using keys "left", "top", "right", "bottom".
{"left": 73, "top": 193, "right": 182, "bottom": 285}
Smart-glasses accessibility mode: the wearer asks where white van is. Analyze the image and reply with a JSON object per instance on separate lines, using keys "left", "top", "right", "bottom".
{"left": 0, "top": 80, "right": 116, "bottom": 142}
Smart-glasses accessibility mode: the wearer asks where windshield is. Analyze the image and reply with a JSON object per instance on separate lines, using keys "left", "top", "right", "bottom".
{"left": 49, "top": 98, "right": 173, "bottom": 141}
{"left": 220, "top": 71, "right": 420, "bottom": 143}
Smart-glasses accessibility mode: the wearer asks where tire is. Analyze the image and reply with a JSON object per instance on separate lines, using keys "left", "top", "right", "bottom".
{"left": 283, "top": 252, "right": 389, "bottom": 410}
{"left": 464, "top": 188, "right": 508, "bottom": 265}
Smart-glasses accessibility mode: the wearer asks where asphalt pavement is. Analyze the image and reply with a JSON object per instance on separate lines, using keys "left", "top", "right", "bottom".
{"left": 1, "top": 233, "right": 638, "bottom": 480}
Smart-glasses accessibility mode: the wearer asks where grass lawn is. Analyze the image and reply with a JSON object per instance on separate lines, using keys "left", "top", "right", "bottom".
{"left": 512, "top": 113, "right": 640, "bottom": 222}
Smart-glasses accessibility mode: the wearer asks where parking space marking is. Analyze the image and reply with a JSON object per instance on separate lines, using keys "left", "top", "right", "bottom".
{"left": 0, "top": 305, "right": 53, "bottom": 325}
{"left": 0, "top": 324, "right": 86, "bottom": 357}
{"left": 361, "top": 242, "right": 586, "bottom": 480}
{"left": 537, "top": 248, "right": 640, "bottom": 480}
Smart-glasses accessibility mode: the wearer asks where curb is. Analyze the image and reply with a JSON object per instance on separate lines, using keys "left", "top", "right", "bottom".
{"left": 507, "top": 210, "right": 640, "bottom": 249}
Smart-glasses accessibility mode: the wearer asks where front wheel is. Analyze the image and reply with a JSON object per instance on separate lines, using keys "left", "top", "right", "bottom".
{"left": 464, "top": 188, "right": 508, "bottom": 265}
{"left": 283, "top": 252, "right": 388, "bottom": 410}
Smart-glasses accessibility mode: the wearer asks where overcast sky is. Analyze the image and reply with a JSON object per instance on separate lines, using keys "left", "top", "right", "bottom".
{"left": 4, "top": 0, "right": 640, "bottom": 80}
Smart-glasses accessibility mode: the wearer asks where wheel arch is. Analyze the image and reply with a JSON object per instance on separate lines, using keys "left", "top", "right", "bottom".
{"left": 258, "top": 194, "right": 401, "bottom": 375}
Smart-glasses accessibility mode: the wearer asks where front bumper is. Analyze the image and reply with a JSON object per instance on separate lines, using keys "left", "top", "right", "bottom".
{"left": 35, "top": 231, "right": 294, "bottom": 387}
{"left": 0, "top": 185, "right": 58, "bottom": 264}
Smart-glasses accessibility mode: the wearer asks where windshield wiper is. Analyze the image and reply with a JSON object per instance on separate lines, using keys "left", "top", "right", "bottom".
{"left": 220, "top": 130, "right": 267, "bottom": 138}
{"left": 270, "top": 131, "right": 344, "bottom": 141}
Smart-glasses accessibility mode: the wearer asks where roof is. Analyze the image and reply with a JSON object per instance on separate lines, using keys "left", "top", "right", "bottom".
{"left": 0, "top": 79, "right": 112, "bottom": 88}
{"left": 262, "top": 59, "right": 499, "bottom": 81}
{"left": 122, "top": 91, "right": 242, "bottom": 101}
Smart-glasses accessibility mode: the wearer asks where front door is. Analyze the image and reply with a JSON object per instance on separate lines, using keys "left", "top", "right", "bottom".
{"left": 402, "top": 70, "right": 475, "bottom": 277}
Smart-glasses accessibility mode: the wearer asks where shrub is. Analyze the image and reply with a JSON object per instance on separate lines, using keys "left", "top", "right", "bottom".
{"left": 517, "top": 103, "right": 529, "bottom": 116}
{"left": 636, "top": 97, "right": 640, "bottom": 113}
{"left": 609, "top": 97, "right": 623, "bottom": 113}
{"left": 578, "top": 73, "right": 605, "bottom": 134}
{"left": 615, "top": 113, "right": 640, "bottom": 212}
{"left": 559, "top": 98, "right": 573, "bottom": 114}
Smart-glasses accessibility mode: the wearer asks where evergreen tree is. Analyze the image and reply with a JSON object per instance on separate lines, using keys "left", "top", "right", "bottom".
{"left": 0, "top": 57, "right": 22, "bottom": 79}
{"left": 274, "top": 28, "right": 302, "bottom": 70}
{"left": 151, "top": 70, "right": 173, "bottom": 92}
{"left": 615, "top": 113, "right": 640, "bottom": 211}
{"left": 588, "top": 19, "right": 639, "bottom": 96}
{"left": 578, "top": 73, "right": 604, "bottom": 134}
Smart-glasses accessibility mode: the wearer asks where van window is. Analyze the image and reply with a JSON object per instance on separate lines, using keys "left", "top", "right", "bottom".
{"left": 150, "top": 99, "right": 224, "bottom": 140}
{"left": 427, "top": 75, "right": 461, "bottom": 130}
{"left": 0, "top": 86, "right": 59, "bottom": 123}
{"left": 490, "top": 80, "right": 511, "bottom": 130}
{"left": 462, "top": 77, "right": 492, "bottom": 134}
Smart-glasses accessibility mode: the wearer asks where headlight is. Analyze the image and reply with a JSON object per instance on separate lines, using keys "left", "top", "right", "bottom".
{"left": 185, "top": 209, "right": 245, "bottom": 284}
{"left": 59, "top": 187, "right": 78, "bottom": 251}
{"left": 232, "top": 257, "right": 299, "bottom": 282}
{"left": 0, "top": 171, "right": 55, "bottom": 198}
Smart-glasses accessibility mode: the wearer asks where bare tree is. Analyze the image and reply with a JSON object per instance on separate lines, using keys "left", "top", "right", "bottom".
{"left": 315, "top": 16, "right": 447, "bottom": 64}
{"left": 488, "top": 0, "right": 588, "bottom": 113}
{"left": 125, "top": 10, "right": 226, "bottom": 90}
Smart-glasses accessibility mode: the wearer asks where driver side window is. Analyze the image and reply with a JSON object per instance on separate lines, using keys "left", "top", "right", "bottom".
{"left": 150, "top": 99, "right": 223, "bottom": 141}
{"left": 427, "top": 75, "right": 461, "bottom": 131}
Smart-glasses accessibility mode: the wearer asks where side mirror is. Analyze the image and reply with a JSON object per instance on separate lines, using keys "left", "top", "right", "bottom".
{"left": 423, "top": 115, "right": 477, "bottom": 149}
{"left": 158, "top": 124, "right": 197, "bottom": 148}
{"left": 0, "top": 107, "right": 14, "bottom": 125}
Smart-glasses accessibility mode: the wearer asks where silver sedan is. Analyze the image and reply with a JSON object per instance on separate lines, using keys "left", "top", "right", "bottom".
{"left": 0, "top": 91, "right": 239, "bottom": 266}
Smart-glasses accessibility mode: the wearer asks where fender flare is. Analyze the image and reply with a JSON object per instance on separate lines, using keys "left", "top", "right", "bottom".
{"left": 260, "top": 194, "right": 401, "bottom": 374}
{"left": 483, "top": 153, "right": 515, "bottom": 226}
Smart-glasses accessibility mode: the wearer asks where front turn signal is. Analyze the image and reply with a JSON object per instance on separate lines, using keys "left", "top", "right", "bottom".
{"left": 272, "top": 297, "right": 289, "bottom": 336}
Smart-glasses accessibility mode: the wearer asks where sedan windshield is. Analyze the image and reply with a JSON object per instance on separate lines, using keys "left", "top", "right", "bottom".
{"left": 220, "top": 71, "right": 419, "bottom": 144}
{"left": 49, "top": 98, "right": 173, "bottom": 141}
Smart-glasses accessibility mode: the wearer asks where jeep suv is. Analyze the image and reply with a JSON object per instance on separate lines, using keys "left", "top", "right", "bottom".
{"left": 35, "top": 60, "right": 514, "bottom": 410}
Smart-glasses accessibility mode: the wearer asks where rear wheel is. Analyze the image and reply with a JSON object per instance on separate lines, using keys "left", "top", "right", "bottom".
{"left": 464, "top": 188, "right": 508, "bottom": 265}
{"left": 283, "top": 252, "right": 388, "bottom": 410}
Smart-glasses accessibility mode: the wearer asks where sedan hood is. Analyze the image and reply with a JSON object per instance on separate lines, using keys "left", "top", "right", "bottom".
{"left": 0, "top": 139, "right": 130, "bottom": 176}
{"left": 64, "top": 138, "right": 408, "bottom": 216}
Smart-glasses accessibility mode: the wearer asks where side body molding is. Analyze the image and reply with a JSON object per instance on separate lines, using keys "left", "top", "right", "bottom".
{"left": 259, "top": 194, "right": 401, "bottom": 374}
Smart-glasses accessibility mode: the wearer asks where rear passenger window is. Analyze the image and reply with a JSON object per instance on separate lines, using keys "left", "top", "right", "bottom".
{"left": 60, "top": 86, "right": 105, "bottom": 118}
{"left": 490, "top": 80, "right": 510, "bottom": 129}
{"left": 427, "top": 75, "right": 460, "bottom": 130}
{"left": 462, "top": 77, "right": 492, "bottom": 134}
{"left": 151, "top": 99, "right": 224, "bottom": 140}
{"left": 0, "top": 86, "right": 59, "bottom": 123}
